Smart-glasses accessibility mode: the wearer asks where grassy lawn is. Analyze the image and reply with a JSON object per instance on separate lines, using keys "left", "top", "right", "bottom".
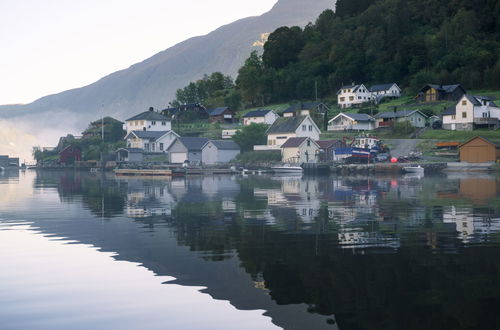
{"left": 236, "top": 103, "right": 290, "bottom": 117}
{"left": 420, "top": 129, "right": 500, "bottom": 142}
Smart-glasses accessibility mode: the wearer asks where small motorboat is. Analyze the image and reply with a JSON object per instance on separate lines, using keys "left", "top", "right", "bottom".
{"left": 271, "top": 164, "right": 304, "bottom": 173}
{"left": 402, "top": 165, "right": 424, "bottom": 173}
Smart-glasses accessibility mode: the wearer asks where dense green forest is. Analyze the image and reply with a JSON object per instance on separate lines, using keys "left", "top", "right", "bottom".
{"left": 171, "top": 0, "right": 500, "bottom": 109}
{"left": 234, "top": 0, "right": 500, "bottom": 106}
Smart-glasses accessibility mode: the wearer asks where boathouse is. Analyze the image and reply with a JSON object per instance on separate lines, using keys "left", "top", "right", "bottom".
{"left": 459, "top": 136, "right": 500, "bottom": 163}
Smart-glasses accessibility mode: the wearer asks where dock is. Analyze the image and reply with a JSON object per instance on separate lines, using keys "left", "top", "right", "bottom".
{"left": 114, "top": 169, "right": 174, "bottom": 177}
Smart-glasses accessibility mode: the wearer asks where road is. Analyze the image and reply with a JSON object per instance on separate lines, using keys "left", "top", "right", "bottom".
{"left": 384, "top": 139, "right": 422, "bottom": 158}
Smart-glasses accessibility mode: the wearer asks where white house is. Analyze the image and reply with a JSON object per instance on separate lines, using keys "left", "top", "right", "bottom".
{"left": 242, "top": 109, "right": 279, "bottom": 126}
{"left": 202, "top": 140, "right": 240, "bottom": 165}
{"left": 124, "top": 107, "right": 171, "bottom": 133}
{"left": 280, "top": 137, "right": 320, "bottom": 164}
{"left": 125, "top": 130, "right": 179, "bottom": 153}
{"left": 263, "top": 115, "right": 321, "bottom": 149}
{"left": 443, "top": 94, "right": 500, "bottom": 131}
{"left": 369, "top": 83, "right": 402, "bottom": 103}
{"left": 337, "top": 84, "right": 372, "bottom": 108}
{"left": 327, "top": 113, "right": 376, "bottom": 131}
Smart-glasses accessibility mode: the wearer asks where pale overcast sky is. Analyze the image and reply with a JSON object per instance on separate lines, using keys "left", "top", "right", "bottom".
{"left": 0, "top": 0, "right": 277, "bottom": 105}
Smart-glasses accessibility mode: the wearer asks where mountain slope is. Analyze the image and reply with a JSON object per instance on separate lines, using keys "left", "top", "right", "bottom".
{"left": 0, "top": 0, "right": 334, "bottom": 124}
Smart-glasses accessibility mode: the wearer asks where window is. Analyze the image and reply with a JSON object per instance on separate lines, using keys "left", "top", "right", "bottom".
{"left": 307, "top": 140, "right": 311, "bottom": 146}
{"left": 452, "top": 115, "right": 456, "bottom": 120}
{"left": 462, "top": 112, "right": 467, "bottom": 118}
{"left": 151, "top": 121, "right": 156, "bottom": 125}
{"left": 418, "top": 117, "right": 421, "bottom": 122}
{"left": 340, "top": 97, "right": 345, "bottom": 102}
{"left": 309, "top": 125, "right": 312, "bottom": 131}
{"left": 358, "top": 96, "right": 361, "bottom": 100}
{"left": 144, "top": 143, "right": 149, "bottom": 150}
{"left": 462, "top": 100, "right": 467, "bottom": 105}
{"left": 160, "top": 143, "right": 164, "bottom": 151}
{"left": 349, "top": 96, "right": 354, "bottom": 101}
{"left": 162, "top": 121, "right": 166, "bottom": 126}
{"left": 302, "top": 125, "right": 306, "bottom": 131}
{"left": 151, "top": 143, "right": 156, "bottom": 151}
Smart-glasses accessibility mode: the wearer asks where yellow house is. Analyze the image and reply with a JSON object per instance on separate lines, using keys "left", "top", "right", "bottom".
{"left": 280, "top": 137, "right": 320, "bottom": 163}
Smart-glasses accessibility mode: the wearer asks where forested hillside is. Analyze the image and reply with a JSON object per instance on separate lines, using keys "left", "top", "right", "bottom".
{"left": 235, "top": 0, "right": 500, "bottom": 106}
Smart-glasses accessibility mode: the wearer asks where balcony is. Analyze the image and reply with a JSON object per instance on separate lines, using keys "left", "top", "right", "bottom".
{"left": 473, "top": 117, "right": 499, "bottom": 125}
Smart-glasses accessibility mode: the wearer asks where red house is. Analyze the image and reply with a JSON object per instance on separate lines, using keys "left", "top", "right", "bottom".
{"left": 59, "top": 145, "right": 82, "bottom": 165}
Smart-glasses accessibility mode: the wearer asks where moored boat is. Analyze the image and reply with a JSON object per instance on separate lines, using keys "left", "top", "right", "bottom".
{"left": 271, "top": 164, "right": 304, "bottom": 173}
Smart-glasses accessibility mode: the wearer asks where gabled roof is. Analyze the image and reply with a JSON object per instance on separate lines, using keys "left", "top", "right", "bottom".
{"left": 125, "top": 130, "right": 175, "bottom": 141}
{"left": 207, "top": 107, "right": 231, "bottom": 116}
{"left": 375, "top": 110, "right": 427, "bottom": 119}
{"left": 281, "top": 137, "right": 319, "bottom": 149}
{"left": 283, "top": 102, "right": 327, "bottom": 113}
{"left": 267, "top": 116, "right": 318, "bottom": 134}
{"left": 126, "top": 109, "right": 170, "bottom": 122}
{"left": 316, "top": 140, "right": 341, "bottom": 149}
{"left": 462, "top": 94, "right": 498, "bottom": 107}
{"left": 369, "top": 83, "right": 399, "bottom": 92}
{"left": 329, "top": 112, "right": 375, "bottom": 123}
{"left": 420, "top": 84, "right": 464, "bottom": 94}
{"left": 177, "top": 137, "right": 209, "bottom": 151}
{"left": 209, "top": 140, "right": 240, "bottom": 150}
{"left": 459, "top": 136, "right": 499, "bottom": 148}
{"left": 243, "top": 109, "right": 272, "bottom": 118}
{"left": 442, "top": 107, "right": 456, "bottom": 116}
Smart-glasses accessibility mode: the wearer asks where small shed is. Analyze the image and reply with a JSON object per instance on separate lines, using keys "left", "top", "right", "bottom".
{"left": 202, "top": 140, "right": 240, "bottom": 165}
{"left": 459, "top": 136, "right": 499, "bottom": 163}
{"left": 117, "top": 148, "right": 144, "bottom": 162}
{"left": 206, "top": 107, "right": 236, "bottom": 123}
{"left": 167, "top": 137, "right": 209, "bottom": 164}
{"left": 59, "top": 145, "right": 82, "bottom": 165}
{"left": 281, "top": 137, "right": 320, "bottom": 164}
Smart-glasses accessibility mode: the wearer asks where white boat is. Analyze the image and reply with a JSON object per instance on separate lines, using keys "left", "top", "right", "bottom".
{"left": 402, "top": 165, "right": 424, "bottom": 173}
{"left": 271, "top": 164, "right": 304, "bottom": 173}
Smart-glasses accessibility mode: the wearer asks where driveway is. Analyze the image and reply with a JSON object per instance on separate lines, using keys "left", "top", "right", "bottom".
{"left": 384, "top": 139, "right": 422, "bottom": 158}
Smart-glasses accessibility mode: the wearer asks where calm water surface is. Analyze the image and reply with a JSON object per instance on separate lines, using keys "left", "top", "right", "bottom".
{"left": 0, "top": 169, "right": 499, "bottom": 330}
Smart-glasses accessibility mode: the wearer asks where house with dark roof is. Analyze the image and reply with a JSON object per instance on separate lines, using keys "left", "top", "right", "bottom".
{"left": 369, "top": 83, "right": 401, "bottom": 103}
{"left": 316, "top": 140, "right": 344, "bottom": 162}
{"left": 125, "top": 130, "right": 179, "bottom": 153}
{"left": 415, "top": 84, "right": 466, "bottom": 103}
{"left": 327, "top": 112, "right": 376, "bottom": 131}
{"left": 125, "top": 107, "right": 171, "bottom": 133}
{"left": 282, "top": 102, "right": 330, "bottom": 118}
{"left": 264, "top": 115, "right": 321, "bottom": 149}
{"left": 201, "top": 140, "right": 240, "bottom": 165}
{"left": 206, "top": 107, "right": 236, "bottom": 123}
{"left": 442, "top": 94, "right": 500, "bottom": 130}
{"left": 242, "top": 109, "right": 279, "bottom": 125}
{"left": 337, "top": 84, "right": 372, "bottom": 108}
{"left": 375, "top": 110, "right": 427, "bottom": 128}
{"left": 167, "top": 137, "right": 209, "bottom": 164}
{"left": 116, "top": 148, "right": 144, "bottom": 162}
{"left": 161, "top": 103, "right": 207, "bottom": 120}
{"left": 280, "top": 137, "right": 320, "bottom": 163}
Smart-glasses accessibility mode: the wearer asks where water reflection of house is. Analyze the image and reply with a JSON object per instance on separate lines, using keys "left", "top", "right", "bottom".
{"left": 126, "top": 181, "right": 176, "bottom": 218}
{"left": 443, "top": 206, "right": 500, "bottom": 243}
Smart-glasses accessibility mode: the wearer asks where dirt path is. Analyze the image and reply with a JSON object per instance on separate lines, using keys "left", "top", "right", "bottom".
{"left": 384, "top": 139, "right": 422, "bottom": 158}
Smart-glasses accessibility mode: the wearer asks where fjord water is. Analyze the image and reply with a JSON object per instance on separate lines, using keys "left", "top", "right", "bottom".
{"left": 1, "top": 170, "right": 499, "bottom": 330}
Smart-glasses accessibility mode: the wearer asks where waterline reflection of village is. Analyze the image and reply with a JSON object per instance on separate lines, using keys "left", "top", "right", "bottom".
{"left": 51, "top": 171, "right": 500, "bottom": 252}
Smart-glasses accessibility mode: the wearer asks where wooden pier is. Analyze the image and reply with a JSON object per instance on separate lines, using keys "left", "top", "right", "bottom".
{"left": 114, "top": 169, "right": 174, "bottom": 177}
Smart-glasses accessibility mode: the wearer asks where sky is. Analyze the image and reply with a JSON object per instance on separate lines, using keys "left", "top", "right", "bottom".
{"left": 0, "top": 0, "right": 278, "bottom": 105}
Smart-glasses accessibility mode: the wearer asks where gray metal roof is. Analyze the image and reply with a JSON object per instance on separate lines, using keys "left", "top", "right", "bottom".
{"left": 243, "top": 109, "right": 272, "bottom": 118}
{"left": 369, "top": 83, "right": 397, "bottom": 92}
{"left": 126, "top": 109, "right": 170, "bottom": 122}
{"left": 209, "top": 140, "right": 240, "bottom": 150}
{"left": 375, "top": 110, "right": 426, "bottom": 119}
{"left": 423, "top": 84, "right": 463, "bottom": 94}
{"left": 267, "top": 116, "right": 308, "bottom": 134}
{"left": 178, "top": 137, "right": 209, "bottom": 151}
{"left": 207, "top": 107, "right": 230, "bottom": 116}
{"left": 127, "top": 130, "right": 171, "bottom": 141}
{"left": 442, "top": 107, "right": 456, "bottom": 116}
{"left": 343, "top": 113, "right": 375, "bottom": 121}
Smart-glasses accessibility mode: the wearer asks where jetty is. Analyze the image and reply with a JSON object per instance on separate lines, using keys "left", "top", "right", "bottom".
{"left": 114, "top": 169, "right": 175, "bottom": 177}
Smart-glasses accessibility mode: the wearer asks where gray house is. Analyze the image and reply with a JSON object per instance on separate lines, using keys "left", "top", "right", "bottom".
{"left": 375, "top": 110, "right": 428, "bottom": 128}
{"left": 116, "top": 148, "right": 144, "bottom": 162}
{"left": 167, "top": 137, "right": 209, "bottom": 164}
{"left": 202, "top": 140, "right": 240, "bottom": 165}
